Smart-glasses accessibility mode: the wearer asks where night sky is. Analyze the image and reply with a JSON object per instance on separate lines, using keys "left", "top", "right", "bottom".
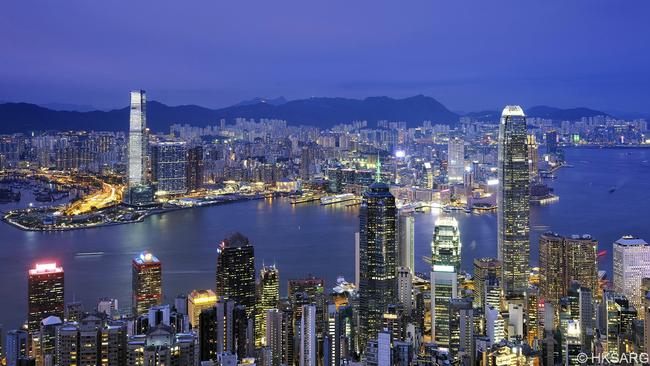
{"left": 1, "top": 0, "right": 649, "bottom": 113}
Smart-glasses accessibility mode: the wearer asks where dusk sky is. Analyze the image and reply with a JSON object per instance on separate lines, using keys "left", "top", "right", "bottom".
{"left": 1, "top": 0, "right": 649, "bottom": 113}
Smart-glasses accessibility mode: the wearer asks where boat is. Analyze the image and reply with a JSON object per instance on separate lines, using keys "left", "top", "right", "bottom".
{"left": 321, "top": 193, "right": 356, "bottom": 205}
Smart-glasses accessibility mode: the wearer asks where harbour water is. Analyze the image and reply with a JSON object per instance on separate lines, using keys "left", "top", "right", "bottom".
{"left": 0, "top": 147, "right": 649, "bottom": 330}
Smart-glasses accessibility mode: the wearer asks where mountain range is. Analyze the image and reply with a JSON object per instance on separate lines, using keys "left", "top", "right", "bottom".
{"left": 0, "top": 95, "right": 611, "bottom": 134}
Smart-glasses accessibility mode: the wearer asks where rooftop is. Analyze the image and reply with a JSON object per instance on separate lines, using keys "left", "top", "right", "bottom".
{"left": 614, "top": 235, "right": 648, "bottom": 246}
{"left": 501, "top": 105, "right": 526, "bottom": 117}
{"left": 29, "top": 262, "right": 64, "bottom": 275}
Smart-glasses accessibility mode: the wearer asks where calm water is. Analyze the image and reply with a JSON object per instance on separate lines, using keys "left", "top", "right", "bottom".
{"left": 1, "top": 147, "right": 649, "bottom": 330}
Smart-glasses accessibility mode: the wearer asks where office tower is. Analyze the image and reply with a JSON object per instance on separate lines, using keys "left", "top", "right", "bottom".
{"left": 449, "top": 298, "right": 473, "bottom": 363}
{"left": 266, "top": 309, "right": 285, "bottom": 366}
{"left": 508, "top": 304, "right": 524, "bottom": 340}
{"left": 199, "top": 299, "right": 240, "bottom": 361}
{"left": 577, "top": 287, "right": 594, "bottom": 352}
{"left": 186, "top": 145, "right": 204, "bottom": 191}
{"left": 355, "top": 232, "right": 360, "bottom": 288}
{"left": 526, "top": 134, "right": 539, "bottom": 182}
{"left": 256, "top": 265, "right": 280, "bottom": 347}
{"left": 447, "top": 136, "right": 464, "bottom": 184}
{"left": 473, "top": 258, "right": 502, "bottom": 311}
{"left": 397, "top": 211, "right": 415, "bottom": 274}
{"left": 188, "top": 289, "right": 217, "bottom": 331}
{"left": 132, "top": 251, "right": 162, "bottom": 317}
{"left": 432, "top": 217, "right": 461, "bottom": 272}
{"left": 396, "top": 267, "right": 413, "bottom": 315}
{"left": 299, "top": 147, "right": 311, "bottom": 181}
{"left": 27, "top": 262, "right": 64, "bottom": 333}
{"left": 497, "top": 105, "right": 530, "bottom": 297}
{"left": 365, "top": 329, "right": 391, "bottom": 366}
{"left": 644, "top": 292, "right": 650, "bottom": 354}
{"left": 6, "top": 330, "right": 29, "bottom": 366}
{"left": 525, "top": 287, "right": 540, "bottom": 345}
{"left": 128, "top": 90, "right": 148, "bottom": 187}
{"left": 539, "top": 233, "right": 565, "bottom": 306}
{"left": 299, "top": 305, "right": 316, "bottom": 366}
{"left": 486, "top": 305, "right": 505, "bottom": 346}
{"left": 126, "top": 326, "right": 197, "bottom": 365}
{"left": 64, "top": 301, "right": 83, "bottom": 322}
{"left": 601, "top": 292, "right": 637, "bottom": 354}
{"left": 613, "top": 235, "right": 650, "bottom": 317}
{"left": 151, "top": 141, "right": 188, "bottom": 195}
{"left": 216, "top": 233, "right": 256, "bottom": 317}
{"left": 430, "top": 217, "right": 461, "bottom": 351}
{"left": 545, "top": 130, "right": 558, "bottom": 154}
{"left": 97, "top": 298, "right": 119, "bottom": 318}
{"left": 539, "top": 233, "right": 599, "bottom": 306}
{"left": 56, "top": 316, "right": 127, "bottom": 366}
{"left": 358, "top": 172, "right": 397, "bottom": 348}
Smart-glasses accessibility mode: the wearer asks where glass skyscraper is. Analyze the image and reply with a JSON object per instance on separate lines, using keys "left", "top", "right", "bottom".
{"left": 216, "top": 233, "right": 256, "bottom": 317}
{"left": 132, "top": 251, "right": 162, "bottom": 316}
{"left": 358, "top": 174, "right": 397, "bottom": 349}
{"left": 256, "top": 265, "right": 279, "bottom": 347}
{"left": 497, "top": 105, "right": 530, "bottom": 297}
{"left": 151, "top": 141, "right": 188, "bottom": 195}
{"left": 128, "top": 90, "right": 148, "bottom": 187}
{"left": 28, "top": 263, "right": 64, "bottom": 333}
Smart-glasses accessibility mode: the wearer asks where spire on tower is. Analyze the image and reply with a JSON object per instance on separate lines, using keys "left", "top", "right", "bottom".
{"left": 375, "top": 152, "right": 382, "bottom": 182}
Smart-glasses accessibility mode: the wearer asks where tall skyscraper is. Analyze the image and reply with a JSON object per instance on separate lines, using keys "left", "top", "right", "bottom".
{"left": 256, "top": 265, "right": 280, "bottom": 347}
{"left": 5, "top": 330, "right": 29, "bottom": 366}
{"left": 186, "top": 145, "right": 204, "bottom": 191}
{"left": 473, "top": 258, "right": 502, "bottom": 311}
{"left": 151, "top": 141, "right": 188, "bottom": 195}
{"left": 299, "top": 305, "right": 317, "bottom": 366}
{"left": 132, "top": 251, "right": 162, "bottom": 316}
{"left": 188, "top": 289, "right": 217, "bottom": 331}
{"left": 497, "top": 105, "right": 530, "bottom": 297}
{"left": 266, "top": 309, "right": 285, "bottom": 366}
{"left": 397, "top": 211, "right": 415, "bottom": 274}
{"left": 431, "top": 217, "right": 461, "bottom": 351}
{"left": 613, "top": 236, "right": 650, "bottom": 317}
{"left": 127, "top": 90, "right": 148, "bottom": 187}
{"left": 447, "top": 136, "right": 465, "bottom": 184}
{"left": 28, "top": 263, "right": 64, "bottom": 333}
{"left": 358, "top": 170, "right": 397, "bottom": 348}
{"left": 539, "top": 233, "right": 599, "bottom": 306}
{"left": 526, "top": 134, "right": 539, "bottom": 182}
{"left": 216, "top": 233, "right": 256, "bottom": 316}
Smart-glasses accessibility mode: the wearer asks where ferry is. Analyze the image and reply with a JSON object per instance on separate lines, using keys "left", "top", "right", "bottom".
{"left": 320, "top": 193, "right": 356, "bottom": 205}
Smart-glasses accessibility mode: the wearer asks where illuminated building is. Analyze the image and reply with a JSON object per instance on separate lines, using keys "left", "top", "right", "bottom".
{"left": 266, "top": 309, "right": 285, "bottom": 366}
{"left": 601, "top": 292, "right": 637, "bottom": 354}
{"left": 216, "top": 233, "right": 256, "bottom": 317}
{"left": 396, "top": 267, "right": 413, "bottom": 315}
{"left": 431, "top": 217, "right": 461, "bottom": 351}
{"left": 300, "top": 146, "right": 311, "bottom": 181}
{"left": 447, "top": 136, "right": 465, "bottom": 184}
{"left": 526, "top": 134, "right": 539, "bottom": 182}
{"left": 188, "top": 289, "right": 217, "bottom": 331}
{"left": 577, "top": 286, "right": 594, "bottom": 352}
{"left": 132, "top": 251, "right": 162, "bottom": 317}
{"left": 473, "top": 258, "right": 502, "bottom": 311}
{"left": 199, "top": 299, "right": 250, "bottom": 361}
{"left": 126, "top": 326, "right": 197, "bottom": 365}
{"left": 486, "top": 305, "right": 505, "bottom": 346}
{"left": 397, "top": 211, "right": 415, "bottom": 274}
{"left": 6, "top": 330, "right": 29, "bottom": 366}
{"left": 288, "top": 276, "right": 326, "bottom": 355}
{"left": 186, "top": 145, "right": 204, "bottom": 191}
{"left": 151, "top": 141, "right": 188, "bottom": 195}
{"left": 299, "top": 304, "right": 317, "bottom": 366}
{"left": 613, "top": 235, "right": 650, "bottom": 318}
{"left": 358, "top": 164, "right": 397, "bottom": 348}
{"left": 539, "top": 233, "right": 599, "bottom": 306}
{"left": 28, "top": 262, "right": 64, "bottom": 333}
{"left": 449, "top": 298, "right": 474, "bottom": 364}
{"left": 256, "top": 265, "right": 279, "bottom": 347}
{"left": 497, "top": 105, "right": 530, "bottom": 297}
{"left": 55, "top": 317, "right": 128, "bottom": 366}
{"left": 127, "top": 90, "right": 148, "bottom": 187}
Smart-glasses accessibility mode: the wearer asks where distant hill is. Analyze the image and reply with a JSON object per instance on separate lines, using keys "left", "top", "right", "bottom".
{"left": 0, "top": 95, "right": 459, "bottom": 133}
{"left": 0, "top": 97, "right": 616, "bottom": 134}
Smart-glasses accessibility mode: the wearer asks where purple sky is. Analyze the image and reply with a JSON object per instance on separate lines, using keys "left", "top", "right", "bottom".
{"left": 1, "top": 0, "right": 649, "bottom": 113}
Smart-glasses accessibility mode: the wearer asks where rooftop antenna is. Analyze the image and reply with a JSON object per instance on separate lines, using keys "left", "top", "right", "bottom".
{"left": 375, "top": 152, "right": 382, "bottom": 183}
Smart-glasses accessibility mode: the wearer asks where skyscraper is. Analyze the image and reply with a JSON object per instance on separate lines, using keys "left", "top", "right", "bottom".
{"left": 447, "top": 136, "right": 465, "bottom": 184}
{"left": 127, "top": 90, "right": 148, "bottom": 187}
{"left": 188, "top": 289, "right": 217, "bottom": 331}
{"left": 497, "top": 105, "right": 530, "bottom": 297}
{"left": 431, "top": 217, "right": 461, "bottom": 350}
{"left": 186, "top": 145, "right": 204, "bottom": 191}
{"left": 613, "top": 236, "right": 650, "bottom": 317}
{"left": 473, "top": 258, "right": 502, "bottom": 311}
{"left": 151, "top": 141, "right": 188, "bottom": 195}
{"left": 256, "top": 265, "right": 280, "bottom": 347}
{"left": 299, "top": 305, "right": 317, "bottom": 366}
{"left": 397, "top": 211, "right": 415, "bottom": 275}
{"left": 358, "top": 171, "right": 397, "bottom": 348}
{"left": 132, "top": 251, "right": 162, "bottom": 316}
{"left": 28, "top": 262, "right": 64, "bottom": 333}
{"left": 216, "top": 233, "right": 256, "bottom": 316}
